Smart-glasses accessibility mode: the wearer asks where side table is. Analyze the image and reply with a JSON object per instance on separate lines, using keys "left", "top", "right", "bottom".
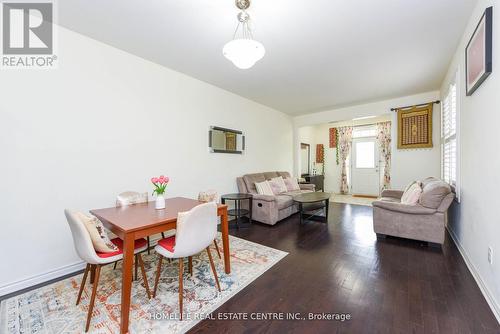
{"left": 221, "top": 193, "right": 253, "bottom": 228}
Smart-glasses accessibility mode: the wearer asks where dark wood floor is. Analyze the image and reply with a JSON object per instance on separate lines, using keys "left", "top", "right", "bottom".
{"left": 190, "top": 203, "right": 500, "bottom": 334}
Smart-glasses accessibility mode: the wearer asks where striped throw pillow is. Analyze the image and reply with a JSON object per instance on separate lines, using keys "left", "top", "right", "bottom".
{"left": 255, "top": 181, "right": 274, "bottom": 196}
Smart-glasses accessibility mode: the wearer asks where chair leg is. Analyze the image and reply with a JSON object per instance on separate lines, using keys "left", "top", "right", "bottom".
{"left": 153, "top": 256, "right": 163, "bottom": 298}
{"left": 134, "top": 254, "right": 138, "bottom": 281}
{"left": 76, "top": 264, "right": 90, "bottom": 305}
{"left": 188, "top": 256, "right": 193, "bottom": 276}
{"left": 113, "top": 261, "right": 118, "bottom": 270}
{"left": 213, "top": 239, "right": 222, "bottom": 259}
{"left": 206, "top": 247, "right": 221, "bottom": 292}
{"left": 137, "top": 254, "right": 151, "bottom": 299}
{"left": 161, "top": 232, "right": 165, "bottom": 238}
{"left": 89, "top": 264, "right": 96, "bottom": 284}
{"left": 178, "top": 258, "right": 184, "bottom": 320}
{"left": 147, "top": 236, "right": 151, "bottom": 255}
{"left": 85, "top": 265, "right": 101, "bottom": 332}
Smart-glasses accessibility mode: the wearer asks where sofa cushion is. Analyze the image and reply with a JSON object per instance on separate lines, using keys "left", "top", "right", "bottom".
{"left": 264, "top": 172, "right": 279, "bottom": 180}
{"left": 243, "top": 173, "right": 266, "bottom": 194}
{"left": 421, "top": 176, "right": 439, "bottom": 188}
{"left": 275, "top": 194, "right": 294, "bottom": 209}
{"left": 255, "top": 180, "right": 274, "bottom": 196}
{"left": 277, "top": 171, "right": 291, "bottom": 179}
{"left": 269, "top": 176, "right": 288, "bottom": 194}
{"left": 380, "top": 197, "right": 401, "bottom": 203}
{"left": 284, "top": 177, "right": 300, "bottom": 191}
{"left": 419, "top": 180, "right": 451, "bottom": 209}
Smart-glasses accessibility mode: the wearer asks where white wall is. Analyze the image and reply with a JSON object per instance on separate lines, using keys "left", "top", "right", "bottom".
{"left": 294, "top": 91, "right": 441, "bottom": 191}
{"left": 441, "top": 0, "right": 500, "bottom": 320}
{"left": 297, "top": 126, "right": 316, "bottom": 174}
{"left": 0, "top": 26, "right": 293, "bottom": 294}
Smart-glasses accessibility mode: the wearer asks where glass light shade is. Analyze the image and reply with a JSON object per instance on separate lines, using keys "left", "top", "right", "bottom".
{"left": 223, "top": 38, "right": 265, "bottom": 69}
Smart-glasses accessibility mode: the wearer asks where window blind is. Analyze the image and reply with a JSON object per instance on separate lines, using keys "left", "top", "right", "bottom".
{"left": 442, "top": 83, "right": 457, "bottom": 187}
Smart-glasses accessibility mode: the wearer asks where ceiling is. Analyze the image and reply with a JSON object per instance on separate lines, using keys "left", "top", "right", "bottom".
{"left": 56, "top": 0, "right": 477, "bottom": 115}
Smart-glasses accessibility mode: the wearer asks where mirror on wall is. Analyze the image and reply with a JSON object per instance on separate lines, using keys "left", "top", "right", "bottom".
{"left": 300, "top": 143, "right": 310, "bottom": 176}
{"left": 209, "top": 126, "right": 245, "bottom": 154}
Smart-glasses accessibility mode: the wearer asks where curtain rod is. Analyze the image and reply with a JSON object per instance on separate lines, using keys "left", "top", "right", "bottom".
{"left": 390, "top": 100, "right": 440, "bottom": 111}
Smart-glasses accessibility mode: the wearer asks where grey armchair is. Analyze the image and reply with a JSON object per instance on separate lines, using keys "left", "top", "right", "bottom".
{"left": 373, "top": 177, "right": 454, "bottom": 245}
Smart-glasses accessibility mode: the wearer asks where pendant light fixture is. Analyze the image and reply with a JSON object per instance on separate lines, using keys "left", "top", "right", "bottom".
{"left": 223, "top": 0, "right": 265, "bottom": 69}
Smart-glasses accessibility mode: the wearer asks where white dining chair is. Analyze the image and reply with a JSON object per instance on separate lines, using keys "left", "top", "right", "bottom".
{"left": 198, "top": 190, "right": 222, "bottom": 259}
{"left": 64, "top": 210, "right": 152, "bottom": 332}
{"left": 152, "top": 202, "right": 221, "bottom": 320}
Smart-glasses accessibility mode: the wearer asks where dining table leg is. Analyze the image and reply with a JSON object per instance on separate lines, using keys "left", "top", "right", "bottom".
{"left": 221, "top": 207, "right": 230, "bottom": 274}
{"left": 120, "top": 232, "right": 135, "bottom": 334}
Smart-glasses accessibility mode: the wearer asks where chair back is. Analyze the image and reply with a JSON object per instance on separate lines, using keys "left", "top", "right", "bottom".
{"left": 173, "top": 202, "right": 218, "bottom": 257}
{"left": 116, "top": 191, "right": 148, "bottom": 207}
{"left": 64, "top": 209, "right": 100, "bottom": 264}
{"left": 198, "top": 190, "right": 218, "bottom": 203}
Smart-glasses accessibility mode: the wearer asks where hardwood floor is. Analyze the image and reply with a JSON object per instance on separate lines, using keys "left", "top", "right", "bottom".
{"left": 190, "top": 203, "right": 500, "bottom": 334}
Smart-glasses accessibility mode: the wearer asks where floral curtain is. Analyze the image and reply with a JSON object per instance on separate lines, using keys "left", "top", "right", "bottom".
{"left": 338, "top": 126, "right": 353, "bottom": 194}
{"left": 377, "top": 121, "right": 392, "bottom": 190}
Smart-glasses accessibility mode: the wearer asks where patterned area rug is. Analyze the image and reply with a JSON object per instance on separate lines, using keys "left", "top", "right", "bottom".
{"left": 0, "top": 235, "right": 287, "bottom": 334}
{"left": 330, "top": 194, "right": 376, "bottom": 207}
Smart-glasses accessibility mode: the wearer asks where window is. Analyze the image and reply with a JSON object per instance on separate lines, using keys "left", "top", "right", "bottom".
{"left": 352, "top": 125, "right": 377, "bottom": 138}
{"left": 355, "top": 141, "right": 375, "bottom": 168}
{"left": 441, "top": 75, "right": 459, "bottom": 200}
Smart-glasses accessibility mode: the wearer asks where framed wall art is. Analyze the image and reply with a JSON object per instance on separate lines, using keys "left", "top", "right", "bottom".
{"left": 465, "top": 6, "right": 493, "bottom": 96}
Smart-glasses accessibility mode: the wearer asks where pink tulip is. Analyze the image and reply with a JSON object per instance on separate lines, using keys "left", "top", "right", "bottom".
{"left": 164, "top": 177, "right": 170, "bottom": 183}
{"left": 152, "top": 177, "right": 159, "bottom": 184}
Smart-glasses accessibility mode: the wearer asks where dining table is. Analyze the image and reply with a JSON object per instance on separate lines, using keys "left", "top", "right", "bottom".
{"left": 90, "top": 197, "right": 229, "bottom": 334}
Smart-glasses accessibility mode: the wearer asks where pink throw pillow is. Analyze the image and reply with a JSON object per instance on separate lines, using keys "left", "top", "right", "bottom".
{"left": 284, "top": 177, "right": 300, "bottom": 191}
{"left": 401, "top": 182, "right": 422, "bottom": 205}
{"left": 268, "top": 179, "right": 282, "bottom": 195}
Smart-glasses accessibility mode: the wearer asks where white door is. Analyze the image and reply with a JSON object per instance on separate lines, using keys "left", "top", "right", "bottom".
{"left": 351, "top": 137, "right": 380, "bottom": 196}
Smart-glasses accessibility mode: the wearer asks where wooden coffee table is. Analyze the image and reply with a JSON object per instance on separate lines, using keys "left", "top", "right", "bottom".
{"left": 293, "top": 192, "right": 331, "bottom": 224}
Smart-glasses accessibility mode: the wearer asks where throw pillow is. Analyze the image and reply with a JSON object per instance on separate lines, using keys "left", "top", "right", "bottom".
{"left": 403, "top": 181, "right": 416, "bottom": 193}
{"left": 270, "top": 176, "right": 288, "bottom": 194}
{"left": 284, "top": 177, "right": 300, "bottom": 191}
{"left": 255, "top": 180, "right": 274, "bottom": 196}
{"left": 76, "top": 212, "right": 119, "bottom": 253}
{"left": 268, "top": 179, "right": 283, "bottom": 195}
{"left": 401, "top": 182, "right": 422, "bottom": 205}
{"left": 198, "top": 190, "right": 219, "bottom": 203}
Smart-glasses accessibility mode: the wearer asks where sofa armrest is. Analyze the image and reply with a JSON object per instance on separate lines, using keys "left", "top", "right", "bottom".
{"left": 380, "top": 189, "right": 404, "bottom": 199}
{"left": 252, "top": 194, "right": 276, "bottom": 202}
{"left": 299, "top": 183, "right": 315, "bottom": 191}
{"left": 373, "top": 200, "right": 436, "bottom": 215}
{"left": 436, "top": 193, "right": 454, "bottom": 213}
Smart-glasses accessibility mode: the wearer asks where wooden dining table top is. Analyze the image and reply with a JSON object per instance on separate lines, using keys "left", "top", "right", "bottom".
{"left": 90, "top": 197, "right": 228, "bottom": 233}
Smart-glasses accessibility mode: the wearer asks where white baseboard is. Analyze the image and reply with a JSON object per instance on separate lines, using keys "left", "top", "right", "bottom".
{"left": 0, "top": 261, "right": 86, "bottom": 297}
{"left": 446, "top": 226, "right": 500, "bottom": 324}
{"left": 0, "top": 234, "right": 167, "bottom": 298}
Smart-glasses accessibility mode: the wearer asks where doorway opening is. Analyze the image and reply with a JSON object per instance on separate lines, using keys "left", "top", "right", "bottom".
{"left": 350, "top": 125, "right": 380, "bottom": 197}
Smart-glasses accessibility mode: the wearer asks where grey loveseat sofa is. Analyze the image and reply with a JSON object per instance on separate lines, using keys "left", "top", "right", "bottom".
{"left": 372, "top": 177, "right": 454, "bottom": 245}
{"left": 237, "top": 171, "right": 315, "bottom": 225}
